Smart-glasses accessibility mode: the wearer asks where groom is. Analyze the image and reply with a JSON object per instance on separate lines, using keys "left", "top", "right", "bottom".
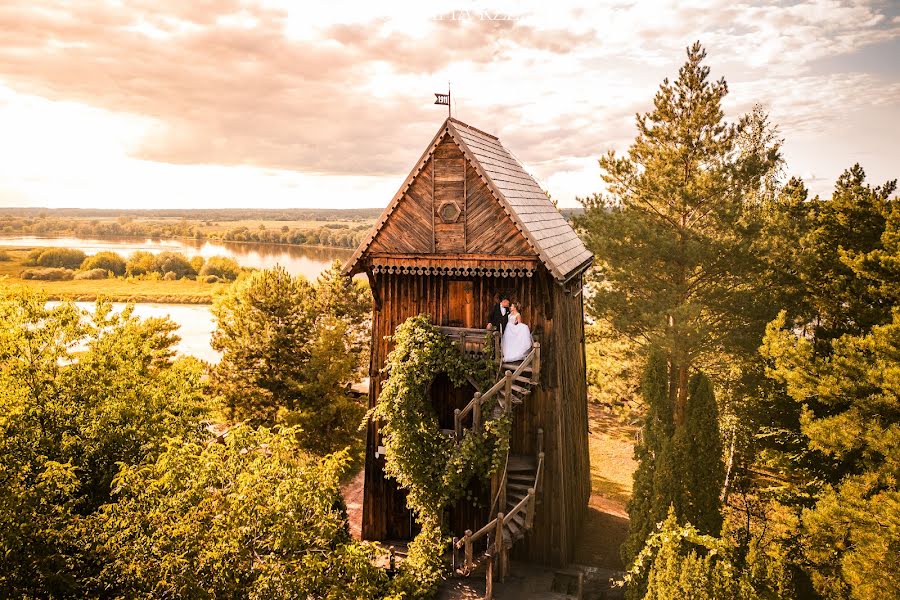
{"left": 487, "top": 294, "right": 511, "bottom": 334}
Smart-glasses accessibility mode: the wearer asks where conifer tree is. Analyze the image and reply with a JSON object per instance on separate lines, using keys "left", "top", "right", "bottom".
{"left": 575, "top": 41, "right": 781, "bottom": 421}
{"left": 623, "top": 347, "right": 675, "bottom": 565}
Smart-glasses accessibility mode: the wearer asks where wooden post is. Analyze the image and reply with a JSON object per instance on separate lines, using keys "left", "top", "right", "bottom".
{"left": 576, "top": 571, "right": 584, "bottom": 600}
{"left": 464, "top": 529, "right": 473, "bottom": 569}
{"left": 499, "top": 469, "right": 507, "bottom": 518}
{"left": 525, "top": 487, "right": 536, "bottom": 529}
{"left": 473, "top": 392, "right": 482, "bottom": 431}
{"left": 452, "top": 536, "right": 458, "bottom": 572}
{"left": 537, "top": 428, "right": 544, "bottom": 456}
{"left": 454, "top": 408, "right": 461, "bottom": 439}
{"left": 503, "top": 370, "right": 512, "bottom": 413}
{"left": 501, "top": 545, "right": 509, "bottom": 580}
{"left": 493, "top": 331, "right": 501, "bottom": 366}
{"left": 532, "top": 342, "right": 541, "bottom": 383}
{"left": 389, "top": 546, "right": 396, "bottom": 572}
{"left": 537, "top": 452, "right": 545, "bottom": 494}
{"left": 485, "top": 553, "right": 494, "bottom": 600}
{"left": 495, "top": 513, "right": 504, "bottom": 556}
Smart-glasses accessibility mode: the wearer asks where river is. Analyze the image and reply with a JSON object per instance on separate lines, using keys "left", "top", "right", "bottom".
{"left": 4, "top": 236, "right": 356, "bottom": 363}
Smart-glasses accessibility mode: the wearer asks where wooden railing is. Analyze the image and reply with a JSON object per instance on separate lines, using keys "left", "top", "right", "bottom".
{"left": 436, "top": 326, "right": 501, "bottom": 362}
{"left": 452, "top": 341, "right": 541, "bottom": 439}
{"left": 452, "top": 441, "right": 545, "bottom": 579}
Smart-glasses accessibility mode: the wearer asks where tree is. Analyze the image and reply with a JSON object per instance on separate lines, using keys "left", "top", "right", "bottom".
{"left": 624, "top": 350, "right": 724, "bottom": 573}
{"left": 199, "top": 255, "right": 242, "bottom": 281}
{"left": 80, "top": 251, "right": 126, "bottom": 276}
{"left": 91, "top": 426, "right": 387, "bottom": 599}
{"left": 314, "top": 260, "right": 372, "bottom": 378}
{"left": 0, "top": 288, "right": 208, "bottom": 597}
{"left": 574, "top": 42, "right": 781, "bottom": 422}
{"left": 211, "top": 266, "right": 365, "bottom": 455}
{"left": 760, "top": 310, "right": 900, "bottom": 600}
{"left": 211, "top": 266, "right": 317, "bottom": 422}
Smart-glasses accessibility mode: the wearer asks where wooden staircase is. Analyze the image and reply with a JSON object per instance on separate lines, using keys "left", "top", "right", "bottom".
{"left": 438, "top": 328, "right": 543, "bottom": 600}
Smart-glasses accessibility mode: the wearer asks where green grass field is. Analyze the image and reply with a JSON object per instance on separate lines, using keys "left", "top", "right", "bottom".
{"left": 0, "top": 247, "right": 225, "bottom": 304}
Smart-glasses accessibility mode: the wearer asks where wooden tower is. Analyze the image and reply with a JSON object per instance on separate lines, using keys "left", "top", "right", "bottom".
{"left": 343, "top": 117, "right": 593, "bottom": 566}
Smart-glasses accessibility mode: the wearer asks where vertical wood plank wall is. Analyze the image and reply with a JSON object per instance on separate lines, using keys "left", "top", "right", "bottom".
{"left": 362, "top": 270, "right": 589, "bottom": 565}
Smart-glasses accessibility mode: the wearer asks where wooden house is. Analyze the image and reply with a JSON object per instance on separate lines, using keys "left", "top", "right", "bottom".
{"left": 343, "top": 117, "right": 593, "bottom": 568}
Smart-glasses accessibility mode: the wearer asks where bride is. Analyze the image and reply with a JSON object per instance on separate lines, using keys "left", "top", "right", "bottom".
{"left": 501, "top": 303, "right": 533, "bottom": 362}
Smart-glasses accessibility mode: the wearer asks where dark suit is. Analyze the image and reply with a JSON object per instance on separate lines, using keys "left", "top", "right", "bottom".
{"left": 488, "top": 303, "right": 509, "bottom": 334}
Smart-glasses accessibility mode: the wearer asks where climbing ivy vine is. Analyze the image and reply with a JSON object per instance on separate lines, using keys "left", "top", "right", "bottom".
{"left": 370, "top": 314, "right": 510, "bottom": 598}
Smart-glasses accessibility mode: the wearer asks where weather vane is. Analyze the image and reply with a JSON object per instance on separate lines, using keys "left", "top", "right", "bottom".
{"left": 434, "top": 82, "right": 450, "bottom": 118}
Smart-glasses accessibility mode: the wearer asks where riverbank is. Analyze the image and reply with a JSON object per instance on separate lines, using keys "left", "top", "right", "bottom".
{"left": 0, "top": 247, "right": 224, "bottom": 304}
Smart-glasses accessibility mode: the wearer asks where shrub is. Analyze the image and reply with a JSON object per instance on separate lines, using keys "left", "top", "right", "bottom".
{"left": 203, "top": 275, "right": 221, "bottom": 284}
{"left": 155, "top": 252, "right": 196, "bottom": 279}
{"left": 190, "top": 255, "right": 205, "bottom": 274}
{"left": 24, "top": 248, "right": 86, "bottom": 269}
{"left": 125, "top": 251, "right": 156, "bottom": 276}
{"left": 74, "top": 268, "right": 109, "bottom": 280}
{"left": 162, "top": 271, "right": 178, "bottom": 281}
{"left": 21, "top": 267, "right": 74, "bottom": 280}
{"left": 199, "top": 256, "right": 241, "bottom": 281}
{"left": 80, "top": 252, "right": 126, "bottom": 276}
{"left": 0, "top": 250, "right": 10, "bottom": 261}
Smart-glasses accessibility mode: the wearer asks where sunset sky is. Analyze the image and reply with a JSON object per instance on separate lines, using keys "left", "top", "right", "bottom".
{"left": 0, "top": 0, "right": 897, "bottom": 210}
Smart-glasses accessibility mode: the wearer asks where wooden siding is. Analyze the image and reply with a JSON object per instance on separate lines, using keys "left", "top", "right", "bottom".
{"left": 465, "top": 161, "right": 533, "bottom": 256}
{"left": 368, "top": 157, "right": 434, "bottom": 254}
{"left": 362, "top": 270, "right": 589, "bottom": 566}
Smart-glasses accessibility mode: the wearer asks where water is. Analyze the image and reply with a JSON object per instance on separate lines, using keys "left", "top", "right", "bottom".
{"left": 56, "top": 301, "right": 221, "bottom": 363}
{"left": 0, "top": 236, "right": 352, "bottom": 281}
{"left": 8, "top": 235, "right": 358, "bottom": 362}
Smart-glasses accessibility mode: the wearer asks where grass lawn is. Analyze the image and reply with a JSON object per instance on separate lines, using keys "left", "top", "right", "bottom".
{"left": 0, "top": 247, "right": 224, "bottom": 304}
{"left": 572, "top": 401, "right": 638, "bottom": 570}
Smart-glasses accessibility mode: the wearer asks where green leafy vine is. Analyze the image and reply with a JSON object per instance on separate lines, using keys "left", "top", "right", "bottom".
{"left": 370, "top": 315, "right": 511, "bottom": 598}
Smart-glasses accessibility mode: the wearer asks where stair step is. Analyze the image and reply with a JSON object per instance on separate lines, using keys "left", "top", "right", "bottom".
{"left": 507, "top": 455, "right": 536, "bottom": 473}
{"left": 502, "top": 362, "right": 532, "bottom": 372}
{"left": 510, "top": 383, "right": 531, "bottom": 395}
{"left": 508, "top": 482, "right": 532, "bottom": 493}
{"left": 505, "top": 516, "right": 523, "bottom": 539}
{"left": 512, "top": 375, "right": 532, "bottom": 384}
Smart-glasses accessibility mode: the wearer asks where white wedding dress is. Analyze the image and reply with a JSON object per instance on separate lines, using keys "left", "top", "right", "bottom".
{"left": 502, "top": 314, "right": 533, "bottom": 362}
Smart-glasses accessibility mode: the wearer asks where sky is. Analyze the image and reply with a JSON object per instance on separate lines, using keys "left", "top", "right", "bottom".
{"left": 0, "top": 0, "right": 897, "bottom": 210}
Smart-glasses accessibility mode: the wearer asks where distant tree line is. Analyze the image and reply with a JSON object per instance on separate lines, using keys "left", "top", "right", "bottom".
{"left": 20, "top": 248, "right": 243, "bottom": 283}
{"left": 0, "top": 215, "right": 372, "bottom": 250}
{"left": 0, "top": 207, "right": 383, "bottom": 221}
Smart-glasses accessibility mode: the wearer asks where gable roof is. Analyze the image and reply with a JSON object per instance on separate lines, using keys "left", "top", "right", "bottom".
{"left": 343, "top": 117, "right": 593, "bottom": 283}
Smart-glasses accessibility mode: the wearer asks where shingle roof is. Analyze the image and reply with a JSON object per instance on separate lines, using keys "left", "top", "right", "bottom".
{"left": 446, "top": 118, "right": 593, "bottom": 281}
{"left": 343, "top": 117, "right": 593, "bottom": 282}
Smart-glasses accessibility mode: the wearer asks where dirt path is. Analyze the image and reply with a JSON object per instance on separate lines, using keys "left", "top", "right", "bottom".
{"left": 341, "top": 468, "right": 365, "bottom": 540}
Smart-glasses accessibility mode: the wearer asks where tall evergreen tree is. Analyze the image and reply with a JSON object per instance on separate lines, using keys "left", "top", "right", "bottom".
{"left": 623, "top": 347, "right": 674, "bottom": 565}
{"left": 624, "top": 351, "right": 725, "bottom": 595}
{"left": 674, "top": 373, "right": 724, "bottom": 535}
{"left": 575, "top": 42, "right": 781, "bottom": 422}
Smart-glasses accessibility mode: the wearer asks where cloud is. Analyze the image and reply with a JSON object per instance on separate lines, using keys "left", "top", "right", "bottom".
{"left": 0, "top": 0, "right": 896, "bottom": 208}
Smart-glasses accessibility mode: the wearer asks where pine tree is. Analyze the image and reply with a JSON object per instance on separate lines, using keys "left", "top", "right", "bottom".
{"left": 575, "top": 42, "right": 781, "bottom": 422}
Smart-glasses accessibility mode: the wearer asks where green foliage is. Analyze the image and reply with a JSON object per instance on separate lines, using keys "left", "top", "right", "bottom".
{"left": 155, "top": 251, "right": 198, "bottom": 279}
{"left": 761, "top": 310, "right": 900, "bottom": 600}
{"left": 0, "top": 288, "right": 209, "bottom": 596}
{"left": 314, "top": 261, "right": 373, "bottom": 379}
{"left": 125, "top": 250, "right": 157, "bottom": 276}
{"left": 211, "top": 266, "right": 366, "bottom": 456}
{"left": 80, "top": 251, "right": 126, "bottom": 276}
{"left": 624, "top": 350, "right": 724, "bottom": 575}
{"left": 585, "top": 321, "right": 643, "bottom": 420}
{"left": 673, "top": 372, "right": 724, "bottom": 536}
{"left": 627, "top": 509, "right": 761, "bottom": 600}
{"left": 92, "top": 426, "right": 387, "bottom": 599}
{"left": 199, "top": 255, "right": 242, "bottom": 281}
{"left": 574, "top": 43, "right": 782, "bottom": 408}
{"left": 24, "top": 247, "right": 86, "bottom": 269}
{"left": 371, "top": 315, "right": 507, "bottom": 598}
